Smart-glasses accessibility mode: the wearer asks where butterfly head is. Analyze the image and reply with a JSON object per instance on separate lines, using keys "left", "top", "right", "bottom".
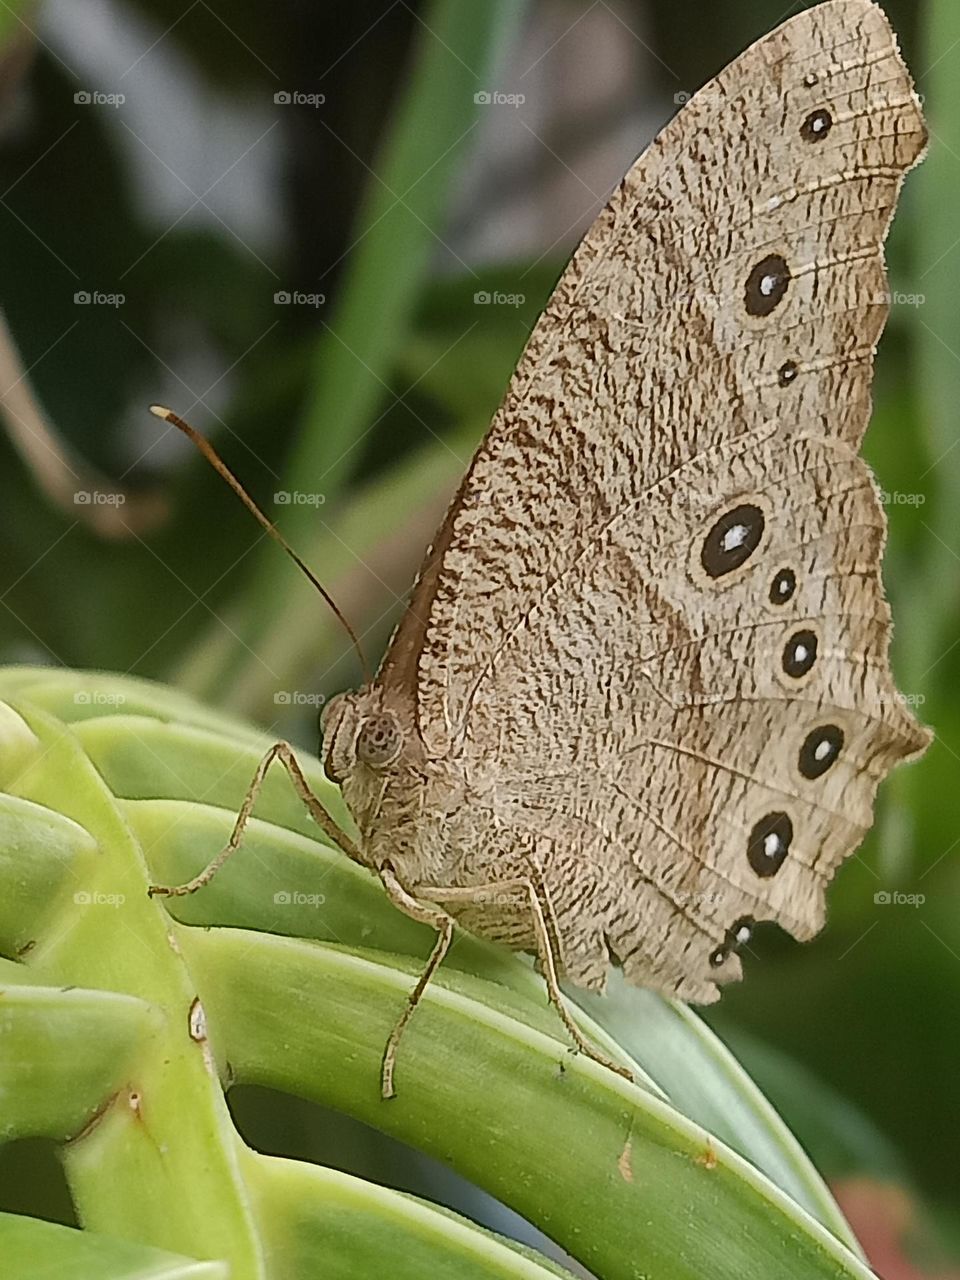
{"left": 321, "top": 688, "right": 406, "bottom": 786}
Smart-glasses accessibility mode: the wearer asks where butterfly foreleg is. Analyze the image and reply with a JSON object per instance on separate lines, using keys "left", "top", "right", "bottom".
{"left": 148, "top": 741, "right": 360, "bottom": 898}
{"left": 381, "top": 866, "right": 632, "bottom": 1093}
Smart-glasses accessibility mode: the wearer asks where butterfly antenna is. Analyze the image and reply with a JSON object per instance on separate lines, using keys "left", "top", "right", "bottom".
{"left": 150, "top": 405, "right": 371, "bottom": 682}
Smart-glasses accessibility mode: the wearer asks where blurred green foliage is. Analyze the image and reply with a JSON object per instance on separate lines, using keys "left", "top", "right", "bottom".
{"left": 0, "top": 0, "right": 957, "bottom": 1268}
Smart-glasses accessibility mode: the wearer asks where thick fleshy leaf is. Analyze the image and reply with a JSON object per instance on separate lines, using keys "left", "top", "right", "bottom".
{"left": 0, "top": 1212, "right": 227, "bottom": 1280}
{"left": 0, "top": 666, "right": 866, "bottom": 1279}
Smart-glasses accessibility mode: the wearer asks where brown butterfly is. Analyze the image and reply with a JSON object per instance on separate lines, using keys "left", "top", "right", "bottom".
{"left": 152, "top": 0, "right": 930, "bottom": 1097}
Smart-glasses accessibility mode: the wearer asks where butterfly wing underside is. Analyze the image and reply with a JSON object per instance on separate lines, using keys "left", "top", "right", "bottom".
{"left": 378, "top": 0, "right": 930, "bottom": 1000}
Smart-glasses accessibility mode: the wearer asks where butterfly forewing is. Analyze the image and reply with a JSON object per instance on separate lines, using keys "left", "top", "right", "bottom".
{"left": 372, "top": 0, "right": 929, "bottom": 1001}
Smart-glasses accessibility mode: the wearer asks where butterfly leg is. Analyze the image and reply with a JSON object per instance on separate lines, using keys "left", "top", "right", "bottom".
{"left": 378, "top": 864, "right": 457, "bottom": 1099}
{"left": 382, "top": 867, "right": 633, "bottom": 1094}
{"left": 518, "top": 871, "right": 633, "bottom": 1085}
{"left": 148, "top": 741, "right": 360, "bottom": 897}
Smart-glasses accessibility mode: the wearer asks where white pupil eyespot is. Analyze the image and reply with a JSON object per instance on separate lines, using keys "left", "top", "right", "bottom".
{"left": 722, "top": 524, "right": 749, "bottom": 552}
{"left": 760, "top": 273, "right": 778, "bottom": 296}
{"left": 815, "top": 739, "right": 832, "bottom": 761}
{"left": 735, "top": 925, "right": 751, "bottom": 944}
{"left": 763, "top": 832, "right": 781, "bottom": 858}
{"left": 794, "top": 644, "right": 808, "bottom": 663}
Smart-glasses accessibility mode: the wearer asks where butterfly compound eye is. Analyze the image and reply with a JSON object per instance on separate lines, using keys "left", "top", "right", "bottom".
{"left": 357, "top": 712, "right": 403, "bottom": 768}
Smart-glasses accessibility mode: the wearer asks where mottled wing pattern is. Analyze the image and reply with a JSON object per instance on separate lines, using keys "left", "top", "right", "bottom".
{"left": 380, "top": 1, "right": 930, "bottom": 1000}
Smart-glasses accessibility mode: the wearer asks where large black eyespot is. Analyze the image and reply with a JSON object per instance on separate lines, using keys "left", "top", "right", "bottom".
{"left": 745, "top": 254, "right": 791, "bottom": 317}
{"left": 701, "top": 504, "right": 765, "bottom": 579}
{"left": 799, "top": 724, "right": 844, "bottom": 779}
{"left": 356, "top": 712, "right": 402, "bottom": 767}
{"left": 769, "top": 568, "right": 796, "bottom": 605}
{"left": 783, "top": 629, "right": 818, "bottom": 678}
{"left": 747, "top": 812, "right": 793, "bottom": 877}
{"left": 801, "top": 108, "right": 833, "bottom": 142}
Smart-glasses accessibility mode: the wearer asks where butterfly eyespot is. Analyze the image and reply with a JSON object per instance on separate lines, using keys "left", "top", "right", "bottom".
{"left": 747, "top": 812, "right": 793, "bottom": 877}
{"left": 777, "top": 360, "right": 798, "bottom": 387}
{"left": 709, "top": 915, "right": 756, "bottom": 969}
{"left": 799, "top": 724, "right": 844, "bottom": 779}
{"left": 701, "top": 503, "right": 765, "bottom": 579}
{"left": 802, "top": 71, "right": 820, "bottom": 88}
{"left": 745, "top": 253, "right": 791, "bottom": 317}
{"left": 356, "top": 712, "right": 403, "bottom": 768}
{"left": 783, "top": 629, "right": 818, "bottom": 678}
{"left": 800, "top": 108, "right": 833, "bottom": 142}
{"left": 769, "top": 567, "right": 796, "bottom": 605}
{"left": 728, "top": 916, "right": 755, "bottom": 949}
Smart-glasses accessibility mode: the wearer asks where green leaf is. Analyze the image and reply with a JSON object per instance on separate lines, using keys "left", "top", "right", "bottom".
{"left": 186, "top": 927, "right": 873, "bottom": 1280}
{"left": 0, "top": 666, "right": 868, "bottom": 1279}
{"left": 245, "top": 1152, "right": 576, "bottom": 1280}
{"left": 0, "top": 1212, "right": 227, "bottom": 1280}
{"left": 0, "top": 985, "right": 160, "bottom": 1143}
